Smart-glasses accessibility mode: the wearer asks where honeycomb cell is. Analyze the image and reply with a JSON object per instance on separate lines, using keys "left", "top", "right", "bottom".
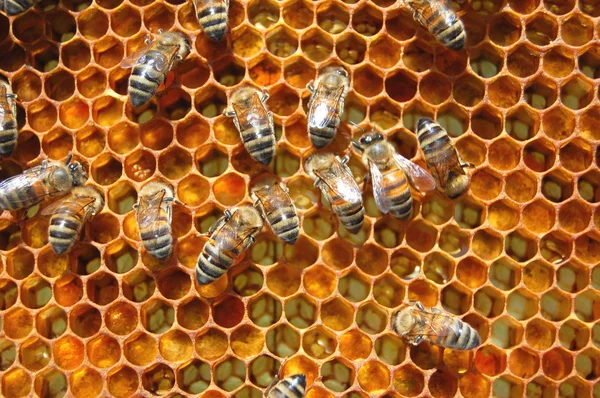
{"left": 124, "top": 332, "right": 157, "bottom": 366}
{"left": 470, "top": 168, "right": 502, "bottom": 200}
{"left": 441, "top": 282, "right": 472, "bottom": 315}
{"left": 304, "top": 264, "right": 335, "bottom": 300}
{"left": 0, "top": 43, "right": 26, "bottom": 72}
{"left": 0, "top": 279, "right": 17, "bottom": 311}
{"left": 321, "top": 357, "right": 354, "bottom": 393}
{"left": 489, "top": 12, "right": 522, "bottom": 46}
{"left": 20, "top": 276, "right": 51, "bottom": 309}
{"left": 559, "top": 319, "right": 589, "bottom": 351}
{"left": 70, "top": 367, "right": 102, "bottom": 398}
{"left": 214, "top": 357, "right": 246, "bottom": 392}
{"left": 356, "top": 302, "right": 387, "bottom": 335}
{"left": 338, "top": 270, "right": 370, "bottom": 303}
{"left": 33, "top": 368, "right": 67, "bottom": 398}
{"left": 525, "top": 12, "right": 557, "bottom": 46}
{"left": 87, "top": 334, "right": 120, "bottom": 368}
{"left": 525, "top": 75, "right": 558, "bottom": 110}
{"left": 423, "top": 252, "right": 454, "bottom": 285}
{"left": 302, "top": 325, "right": 337, "bottom": 360}
{"left": 284, "top": 294, "right": 317, "bottom": 329}
{"left": 141, "top": 299, "right": 175, "bottom": 334}
{"left": 543, "top": 347, "right": 573, "bottom": 381}
{"left": 543, "top": 46, "right": 575, "bottom": 78}
{"left": 2, "top": 367, "right": 31, "bottom": 397}
{"left": 506, "top": 170, "right": 538, "bottom": 203}
{"left": 474, "top": 286, "right": 505, "bottom": 318}
{"left": 406, "top": 220, "right": 438, "bottom": 253}
{"left": 53, "top": 335, "right": 84, "bottom": 370}
{"left": 492, "top": 375, "right": 524, "bottom": 398}
{"left": 321, "top": 297, "right": 354, "bottom": 331}
{"left": 460, "top": 371, "right": 491, "bottom": 398}
{"left": 374, "top": 274, "right": 405, "bottom": 308}
{"left": 19, "top": 336, "right": 51, "bottom": 371}
{"left": 108, "top": 365, "right": 139, "bottom": 398}
{"left": 475, "top": 345, "right": 507, "bottom": 377}
{"left": 393, "top": 364, "right": 424, "bottom": 396}
{"left": 456, "top": 257, "right": 487, "bottom": 289}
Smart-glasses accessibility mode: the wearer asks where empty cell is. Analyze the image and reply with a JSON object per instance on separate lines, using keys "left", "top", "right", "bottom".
{"left": 408, "top": 279, "right": 438, "bottom": 307}
{"left": 560, "top": 199, "right": 591, "bottom": 233}
{"left": 559, "top": 319, "right": 589, "bottom": 351}
{"left": 453, "top": 74, "right": 485, "bottom": 107}
{"left": 370, "top": 36, "right": 401, "bottom": 69}
{"left": 231, "top": 324, "right": 265, "bottom": 358}
{"left": 78, "top": 66, "right": 109, "bottom": 99}
{"left": 12, "top": 70, "right": 41, "bottom": 103}
{"left": 0, "top": 43, "right": 26, "bottom": 72}
{"left": 159, "top": 329, "right": 193, "bottom": 362}
{"left": 108, "top": 365, "right": 140, "bottom": 397}
{"left": 248, "top": 54, "right": 280, "bottom": 86}
{"left": 506, "top": 170, "right": 538, "bottom": 203}
{"left": 13, "top": 11, "right": 44, "bottom": 43}
{"left": 544, "top": 0, "right": 575, "bottom": 14}
{"left": 194, "top": 328, "right": 228, "bottom": 361}
{"left": 523, "top": 200, "right": 556, "bottom": 233}
{"left": 575, "top": 231, "right": 600, "bottom": 264}
{"left": 7, "top": 248, "right": 34, "bottom": 280}
{"left": 282, "top": 235, "right": 319, "bottom": 269}
{"left": 475, "top": 345, "right": 507, "bottom": 377}
{"left": 470, "top": 168, "right": 502, "bottom": 200}
{"left": 406, "top": 221, "right": 438, "bottom": 253}
{"left": 562, "top": 14, "right": 593, "bottom": 46}
{"left": 300, "top": 28, "right": 333, "bottom": 62}
{"left": 560, "top": 138, "right": 593, "bottom": 173}
{"left": 282, "top": 0, "right": 313, "bottom": 29}
{"left": 526, "top": 13, "right": 558, "bottom": 45}
{"left": 403, "top": 40, "right": 433, "bottom": 73}
{"left": 28, "top": 99, "right": 58, "bottom": 132}
{"left": 488, "top": 200, "right": 520, "bottom": 231}
{"left": 560, "top": 75, "right": 594, "bottom": 110}
{"left": 124, "top": 332, "right": 157, "bottom": 366}
{"left": 542, "top": 348, "right": 573, "bottom": 380}
{"left": 543, "top": 45, "right": 575, "bottom": 77}
{"left": 69, "top": 367, "right": 102, "bottom": 398}
{"left": 393, "top": 364, "right": 424, "bottom": 396}
{"left": 456, "top": 257, "right": 487, "bottom": 289}
{"left": 428, "top": 370, "right": 457, "bottom": 398}
{"left": 353, "top": 65, "right": 383, "bottom": 98}
{"left": 143, "top": 2, "right": 175, "bottom": 32}
{"left": 472, "top": 229, "right": 503, "bottom": 261}
{"left": 459, "top": 371, "right": 491, "bottom": 398}
{"left": 435, "top": 47, "right": 468, "bottom": 77}
{"left": 87, "top": 334, "right": 121, "bottom": 368}
{"left": 489, "top": 12, "right": 522, "bottom": 46}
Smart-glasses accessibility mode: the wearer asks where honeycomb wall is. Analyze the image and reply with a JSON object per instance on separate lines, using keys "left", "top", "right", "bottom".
{"left": 0, "top": 0, "right": 599, "bottom": 396}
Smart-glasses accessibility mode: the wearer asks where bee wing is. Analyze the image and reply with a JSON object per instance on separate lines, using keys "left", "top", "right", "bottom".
{"left": 136, "top": 189, "right": 166, "bottom": 235}
{"left": 309, "top": 86, "right": 344, "bottom": 128}
{"left": 42, "top": 195, "right": 95, "bottom": 218}
{"left": 316, "top": 158, "right": 362, "bottom": 204}
{"left": 120, "top": 42, "right": 152, "bottom": 69}
{"left": 213, "top": 221, "right": 243, "bottom": 253}
{"left": 393, "top": 153, "right": 437, "bottom": 193}
{"left": 0, "top": 164, "right": 64, "bottom": 207}
{"left": 0, "top": 86, "right": 10, "bottom": 113}
{"left": 233, "top": 93, "right": 267, "bottom": 131}
{"left": 429, "top": 150, "right": 465, "bottom": 190}
{"left": 369, "top": 160, "right": 390, "bottom": 214}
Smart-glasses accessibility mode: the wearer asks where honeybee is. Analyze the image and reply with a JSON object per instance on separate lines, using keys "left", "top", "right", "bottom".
{"left": 122, "top": 30, "right": 191, "bottom": 107}
{"left": 196, "top": 206, "right": 263, "bottom": 285}
{"left": 1, "top": 0, "right": 35, "bottom": 16}
{"left": 193, "top": 0, "right": 229, "bottom": 42}
{"left": 0, "top": 155, "right": 87, "bottom": 211}
{"left": 352, "top": 129, "right": 436, "bottom": 221}
{"left": 134, "top": 181, "right": 175, "bottom": 260}
{"left": 404, "top": 0, "right": 467, "bottom": 50}
{"left": 265, "top": 374, "right": 306, "bottom": 398}
{"left": 43, "top": 186, "right": 104, "bottom": 255}
{"left": 223, "top": 86, "right": 276, "bottom": 165}
{"left": 306, "top": 66, "right": 350, "bottom": 149}
{"left": 392, "top": 301, "right": 482, "bottom": 351}
{"left": 417, "top": 118, "right": 473, "bottom": 198}
{"left": 251, "top": 183, "right": 299, "bottom": 245}
{"left": 0, "top": 83, "right": 17, "bottom": 157}
{"left": 305, "top": 152, "right": 364, "bottom": 234}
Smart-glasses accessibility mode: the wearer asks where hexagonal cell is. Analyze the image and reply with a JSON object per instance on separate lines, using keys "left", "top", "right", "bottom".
{"left": 506, "top": 170, "right": 538, "bottom": 203}
{"left": 107, "top": 365, "right": 139, "bottom": 398}
{"left": 468, "top": 105, "right": 501, "bottom": 141}
{"left": 33, "top": 368, "right": 68, "bottom": 398}
{"left": 560, "top": 75, "right": 594, "bottom": 110}
{"left": 338, "top": 270, "right": 370, "bottom": 303}
{"left": 339, "top": 329, "right": 372, "bottom": 362}
{"left": 474, "top": 345, "right": 507, "bottom": 377}
{"left": 525, "top": 75, "right": 558, "bottom": 110}
{"left": 560, "top": 13, "right": 593, "bottom": 46}
{"left": 282, "top": 0, "right": 313, "bottom": 29}
{"left": 351, "top": 64, "right": 383, "bottom": 98}
{"left": 214, "top": 357, "right": 246, "bottom": 392}
{"left": 456, "top": 256, "right": 487, "bottom": 289}
{"left": 422, "top": 252, "right": 453, "bottom": 285}
{"left": 560, "top": 138, "right": 593, "bottom": 173}
{"left": 69, "top": 366, "right": 102, "bottom": 398}
{"left": 524, "top": 12, "right": 557, "bottom": 45}
{"left": 356, "top": 302, "right": 388, "bottom": 335}
{"left": 492, "top": 375, "right": 524, "bottom": 398}
{"left": 392, "top": 364, "right": 424, "bottom": 396}
{"left": 559, "top": 319, "right": 589, "bottom": 351}
{"left": 474, "top": 286, "right": 505, "bottom": 318}
{"left": 542, "top": 46, "right": 575, "bottom": 79}
{"left": 284, "top": 294, "right": 317, "bottom": 329}
{"left": 405, "top": 220, "right": 438, "bottom": 253}
{"left": 508, "top": 44, "right": 540, "bottom": 78}
{"left": 441, "top": 281, "right": 472, "bottom": 315}
{"left": 459, "top": 371, "right": 491, "bottom": 398}
{"left": 302, "top": 325, "right": 337, "bottom": 360}
{"left": 123, "top": 331, "right": 157, "bottom": 367}
{"left": 542, "top": 347, "right": 573, "bottom": 381}
{"left": 578, "top": 170, "right": 600, "bottom": 204}
{"left": 574, "top": 289, "right": 600, "bottom": 323}
{"left": 265, "top": 323, "right": 299, "bottom": 357}
{"left": 469, "top": 168, "right": 501, "bottom": 201}
{"left": 489, "top": 12, "right": 522, "bottom": 46}
{"left": 177, "top": 359, "right": 211, "bottom": 394}
{"left": 373, "top": 274, "right": 405, "bottom": 308}
{"left": 470, "top": 43, "right": 503, "bottom": 79}
{"left": 335, "top": 32, "right": 366, "bottom": 65}
{"left": 2, "top": 367, "right": 32, "bottom": 397}
{"left": 489, "top": 76, "right": 522, "bottom": 109}
{"left": 540, "top": 288, "right": 571, "bottom": 322}
{"left": 410, "top": 340, "right": 443, "bottom": 371}
{"left": 86, "top": 334, "right": 121, "bottom": 369}
{"left": 369, "top": 35, "right": 401, "bottom": 70}
{"left": 560, "top": 199, "right": 592, "bottom": 234}
{"left": 228, "top": 24, "right": 263, "bottom": 58}
{"left": 492, "top": 314, "right": 525, "bottom": 350}
{"left": 141, "top": 299, "right": 175, "bottom": 334}
{"left": 300, "top": 28, "right": 333, "bottom": 62}
{"left": 509, "top": 346, "right": 540, "bottom": 380}
{"left": 231, "top": 324, "right": 264, "bottom": 359}
{"left": 20, "top": 276, "right": 52, "bottom": 310}
{"left": 575, "top": 230, "right": 600, "bottom": 265}
{"left": 437, "top": 225, "right": 468, "bottom": 258}
{"left": 19, "top": 336, "right": 50, "bottom": 372}
{"left": 320, "top": 297, "right": 354, "bottom": 332}
{"left": 321, "top": 358, "right": 354, "bottom": 393}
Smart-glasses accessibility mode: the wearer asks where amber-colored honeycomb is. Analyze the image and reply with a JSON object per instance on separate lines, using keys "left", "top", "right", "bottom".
{"left": 0, "top": 0, "right": 599, "bottom": 396}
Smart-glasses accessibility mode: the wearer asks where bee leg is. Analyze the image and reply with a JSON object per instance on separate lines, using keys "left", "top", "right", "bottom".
{"left": 241, "top": 234, "right": 256, "bottom": 251}
{"left": 173, "top": 199, "right": 185, "bottom": 206}
{"left": 339, "top": 155, "right": 350, "bottom": 165}
{"left": 261, "top": 89, "right": 270, "bottom": 102}
{"left": 224, "top": 209, "right": 232, "bottom": 220}
{"left": 360, "top": 173, "right": 370, "bottom": 191}
{"left": 413, "top": 335, "right": 424, "bottom": 345}
{"left": 415, "top": 301, "right": 426, "bottom": 311}
{"left": 307, "top": 80, "right": 315, "bottom": 92}
{"left": 144, "top": 35, "right": 152, "bottom": 45}
{"left": 461, "top": 162, "right": 476, "bottom": 169}
{"left": 223, "top": 108, "right": 235, "bottom": 117}
{"left": 279, "top": 181, "right": 289, "bottom": 193}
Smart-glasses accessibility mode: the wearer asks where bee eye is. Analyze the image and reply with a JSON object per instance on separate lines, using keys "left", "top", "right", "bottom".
{"left": 376, "top": 133, "right": 384, "bottom": 140}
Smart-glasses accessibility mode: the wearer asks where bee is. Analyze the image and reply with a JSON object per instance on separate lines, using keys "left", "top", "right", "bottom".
{"left": 265, "top": 374, "right": 306, "bottom": 398}
{"left": 193, "top": 0, "right": 229, "bottom": 42}
{"left": 417, "top": 118, "right": 473, "bottom": 198}
{"left": 1, "top": 0, "right": 35, "bottom": 16}
{"left": 306, "top": 66, "right": 350, "bottom": 149}
{"left": 352, "top": 129, "right": 436, "bottom": 221}
{"left": 251, "top": 182, "right": 299, "bottom": 245}
{"left": 196, "top": 206, "right": 263, "bottom": 285}
{"left": 305, "top": 152, "right": 364, "bottom": 234}
{"left": 404, "top": 0, "right": 467, "bottom": 50}
{"left": 43, "top": 186, "right": 104, "bottom": 255}
{"left": 223, "top": 86, "right": 276, "bottom": 165}
{"left": 122, "top": 30, "right": 191, "bottom": 107}
{"left": 0, "top": 83, "right": 18, "bottom": 157}
{"left": 392, "top": 301, "right": 481, "bottom": 351}
{"left": 134, "top": 181, "right": 175, "bottom": 260}
{"left": 0, "top": 155, "right": 87, "bottom": 211}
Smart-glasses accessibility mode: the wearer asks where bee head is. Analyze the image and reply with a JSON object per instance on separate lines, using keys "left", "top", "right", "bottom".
{"left": 68, "top": 162, "right": 88, "bottom": 186}
{"left": 358, "top": 131, "right": 384, "bottom": 146}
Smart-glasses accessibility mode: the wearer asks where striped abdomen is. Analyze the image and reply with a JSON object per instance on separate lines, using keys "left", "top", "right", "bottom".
{"left": 435, "top": 319, "right": 481, "bottom": 351}
{"left": 420, "top": 4, "right": 466, "bottom": 50}
{"left": 196, "top": 238, "right": 236, "bottom": 285}
{"left": 49, "top": 209, "right": 84, "bottom": 255}
{"left": 240, "top": 125, "right": 276, "bottom": 165}
{"left": 266, "top": 206, "right": 299, "bottom": 245}
{"left": 383, "top": 169, "right": 413, "bottom": 221}
{"left": 417, "top": 120, "right": 453, "bottom": 163}
{"left": 4, "top": 0, "right": 35, "bottom": 16}
{"left": 0, "top": 177, "right": 46, "bottom": 211}
{"left": 140, "top": 208, "right": 172, "bottom": 259}
{"left": 128, "top": 60, "right": 164, "bottom": 107}
{"left": 267, "top": 375, "right": 306, "bottom": 398}
{"left": 322, "top": 186, "right": 364, "bottom": 234}
{"left": 308, "top": 103, "right": 340, "bottom": 149}
{"left": 197, "top": 1, "right": 228, "bottom": 41}
{"left": 0, "top": 114, "right": 17, "bottom": 157}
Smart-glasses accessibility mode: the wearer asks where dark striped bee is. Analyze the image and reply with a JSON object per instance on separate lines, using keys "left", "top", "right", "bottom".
{"left": 0, "top": 83, "right": 18, "bottom": 157}
{"left": 224, "top": 86, "right": 276, "bottom": 165}
{"left": 0, "top": 155, "right": 87, "bottom": 211}
{"left": 307, "top": 66, "right": 350, "bottom": 149}
{"left": 1, "top": 0, "right": 36, "bottom": 16}
{"left": 392, "top": 301, "right": 481, "bottom": 351}
{"left": 196, "top": 206, "right": 263, "bottom": 285}
{"left": 417, "top": 118, "right": 473, "bottom": 198}
{"left": 134, "top": 181, "right": 175, "bottom": 260}
{"left": 193, "top": 0, "right": 229, "bottom": 42}
{"left": 352, "top": 129, "right": 436, "bottom": 221}
{"left": 251, "top": 182, "right": 299, "bottom": 245}
{"left": 121, "top": 30, "right": 191, "bottom": 107}
{"left": 405, "top": 0, "right": 466, "bottom": 50}
{"left": 265, "top": 374, "right": 306, "bottom": 398}
{"left": 305, "top": 152, "right": 364, "bottom": 234}
{"left": 43, "top": 186, "right": 104, "bottom": 255}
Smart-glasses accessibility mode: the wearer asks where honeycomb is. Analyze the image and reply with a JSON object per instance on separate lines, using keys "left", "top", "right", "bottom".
{"left": 0, "top": 0, "right": 599, "bottom": 396}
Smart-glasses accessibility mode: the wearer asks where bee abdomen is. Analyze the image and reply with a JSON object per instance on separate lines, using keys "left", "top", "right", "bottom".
{"left": 4, "top": 0, "right": 35, "bottom": 15}
{"left": 309, "top": 126, "right": 337, "bottom": 149}
{"left": 335, "top": 202, "right": 365, "bottom": 234}
{"left": 196, "top": 241, "right": 233, "bottom": 285}
{"left": 269, "top": 208, "right": 299, "bottom": 245}
{"left": 128, "top": 65, "right": 162, "bottom": 107}
{"left": 140, "top": 222, "right": 173, "bottom": 259}
{"left": 0, "top": 120, "right": 17, "bottom": 157}
{"left": 49, "top": 215, "right": 82, "bottom": 255}
{"left": 442, "top": 320, "right": 481, "bottom": 350}
{"left": 0, "top": 183, "right": 39, "bottom": 211}
{"left": 197, "top": 5, "right": 228, "bottom": 41}
{"left": 242, "top": 127, "right": 276, "bottom": 165}
{"left": 437, "top": 19, "right": 466, "bottom": 50}
{"left": 387, "top": 178, "right": 413, "bottom": 221}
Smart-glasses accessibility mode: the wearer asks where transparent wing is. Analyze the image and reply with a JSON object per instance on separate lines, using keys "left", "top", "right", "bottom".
{"left": 0, "top": 85, "right": 10, "bottom": 113}
{"left": 121, "top": 42, "right": 152, "bottom": 69}
{"left": 429, "top": 150, "right": 465, "bottom": 190}
{"left": 393, "top": 153, "right": 436, "bottom": 193}
{"left": 316, "top": 158, "right": 362, "bottom": 204}
{"left": 255, "top": 185, "right": 292, "bottom": 213}
{"left": 136, "top": 189, "right": 166, "bottom": 233}
{"left": 0, "top": 164, "right": 62, "bottom": 207}
{"left": 233, "top": 93, "right": 269, "bottom": 132}
{"left": 308, "top": 86, "right": 344, "bottom": 128}
{"left": 42, "top": 195, "right": 95, "bottom": 219}
{"left": 369, "top": 160, "right": 390, "bottom": 214}
{"left": 213, "top": 221, "right": 241, "bottom": 253}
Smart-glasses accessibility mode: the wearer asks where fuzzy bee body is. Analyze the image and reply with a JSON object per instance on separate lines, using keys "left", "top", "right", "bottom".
{"left": 251, "top": 183, "right": 299, "bottom": 245}
{"left": 353, "top": 130, "right": 436, "bottom": 221}
{"left": 224, "top": 86, "right": 276, "bottom": 165}
{"left": 417, "top": 118, "right": 470, "bottom": 198}
{"left": 392, "top": 301, "right": 481, "bottom": 350}
{"left": 0, "top": 84, "right": 17, "bottom": 157}
{"left": 305, "top": 152, "right": 364, "bottom": 233}
{"left": 1, "top": 0, "right": 35, "bottom": 16}
{"left": 136, "top": 181, "right": 175, "bottom": 260}
{"left": 46, "top": 186, "right": 104, "bottom": 255}
{"left": 0, "top": 157, "right": 87, "bottom": 211}
{"left": 123, "top": 31, "right": 191, "bottom": 107}
{"left": 193, "top": 0, "right": 229, "bottom": 42}
{"left": 265, "top": 374, "right": 306, "bottom": 398}
{"left": 196, "top": 206, "right": 263, "bottom": 285}
{"left": 405, "top": 0, "right": 466, "bottom": 50}
{"left": 307, "top": 66, "right": 350, "bottom": 149}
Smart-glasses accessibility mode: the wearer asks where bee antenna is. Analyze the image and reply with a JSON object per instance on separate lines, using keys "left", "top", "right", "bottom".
{"left": 349, "top": 121, "right": 365, "bottom": 133}
{"left": 351, "top": 140, "right": 363, "bottom": 153}
{"left": 65, "top": 153, "right": 73, "bottom": 165}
